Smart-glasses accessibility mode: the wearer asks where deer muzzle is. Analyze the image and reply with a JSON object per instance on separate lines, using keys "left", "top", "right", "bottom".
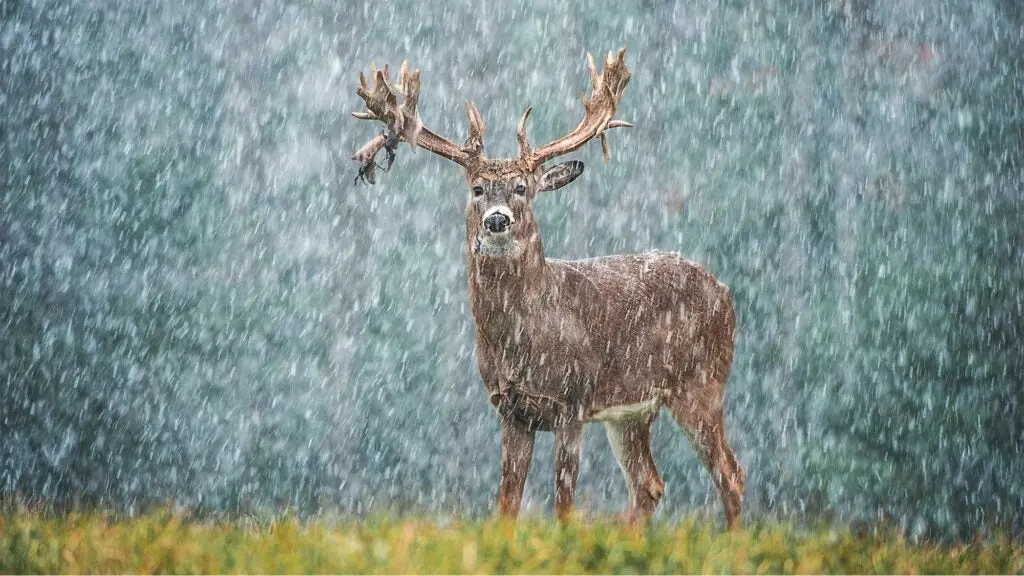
{"left": 482, "top": 206, "right": 515, "bottom": 235}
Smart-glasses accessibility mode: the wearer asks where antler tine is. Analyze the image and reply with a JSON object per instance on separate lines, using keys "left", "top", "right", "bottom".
{"left": 351, "top": 61, "right": 484, "bottom": 177}
{"left": 463, "top": 100, "right": 485, "bottom": 154}
{"left": 351, "top": 133, "right": 387, "bottom": 163}
{"left": 516, "top": 106, "right": 533, "bottom": 158}
{"left": 398, "top": 63, "right": 421, "bottom": 150}
{"left": 587, "top": 52, "right": 599, "bottom": 89}
{"left": 524, "top": 47, "right": 632, "bottom": 169}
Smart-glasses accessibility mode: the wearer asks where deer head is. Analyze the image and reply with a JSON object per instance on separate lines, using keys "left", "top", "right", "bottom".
{"left": 351, "top": 50, "right": 632, "bottom": 268}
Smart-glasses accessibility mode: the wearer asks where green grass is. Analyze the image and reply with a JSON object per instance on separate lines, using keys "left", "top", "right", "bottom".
{"left": 0, "top": 508, "right": 1021, "bottom": 574}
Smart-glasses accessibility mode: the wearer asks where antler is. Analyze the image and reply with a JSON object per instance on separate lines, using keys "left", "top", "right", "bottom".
{"left": 351, "top": 61, "right": 484, "bottom": 171}
{"left": 518, "top": 48, "right": 633, "bottom": 170}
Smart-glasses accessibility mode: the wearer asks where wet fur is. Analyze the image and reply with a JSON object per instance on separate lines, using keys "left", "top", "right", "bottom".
{"left": 464, "top": 159, "right": 744, "bottom": 527}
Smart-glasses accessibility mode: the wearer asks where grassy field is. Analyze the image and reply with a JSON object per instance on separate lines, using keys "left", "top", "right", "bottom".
{"left": 1, "top": 508, "right": 1021, "bottom": 574}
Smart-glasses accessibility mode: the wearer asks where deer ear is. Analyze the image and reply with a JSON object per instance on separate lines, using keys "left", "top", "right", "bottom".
{"left": 538, "top": 161, "right": 584, "bottom": 192}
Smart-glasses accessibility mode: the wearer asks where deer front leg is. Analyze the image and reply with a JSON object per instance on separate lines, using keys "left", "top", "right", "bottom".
{"left": 553, "top": 422, "right": 583, "bottom": 522}
{"left": 497, "top": 418, "right": 536, "bottom": 518}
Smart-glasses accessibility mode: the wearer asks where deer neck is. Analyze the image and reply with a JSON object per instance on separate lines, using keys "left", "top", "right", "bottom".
{"left": 466, "top": 231, "right": 550, "bottom": 339}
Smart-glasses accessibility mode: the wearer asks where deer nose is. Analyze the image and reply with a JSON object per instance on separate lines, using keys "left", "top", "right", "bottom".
{"left": 484, "top": 212, "right": 511, "bottom": 233}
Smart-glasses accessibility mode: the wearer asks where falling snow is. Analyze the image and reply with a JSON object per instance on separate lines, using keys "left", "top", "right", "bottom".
{"left": 1, "top": 0, "right": 1021, "bottom": 541}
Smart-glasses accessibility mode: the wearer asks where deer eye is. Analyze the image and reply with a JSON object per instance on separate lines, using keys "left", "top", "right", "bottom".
{"left": 472, "top": 185, "right": 484, "bottom": 197}
{"left": 514, "top": 183, "right": 527, "bottom": 196}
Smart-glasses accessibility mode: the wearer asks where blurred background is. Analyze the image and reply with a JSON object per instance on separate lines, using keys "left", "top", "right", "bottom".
{"left": 1, "top": 0, "right": 1021, "bottom": 540}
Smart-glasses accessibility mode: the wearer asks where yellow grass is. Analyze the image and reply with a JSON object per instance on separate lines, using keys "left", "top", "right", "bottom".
{"left": 0, "top": 508, "right": 1021, "bottom": 574}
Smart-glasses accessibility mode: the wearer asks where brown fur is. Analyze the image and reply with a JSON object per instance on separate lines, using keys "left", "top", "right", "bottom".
{"left": 464, "top": 159, "right": 743, "bottom": 527}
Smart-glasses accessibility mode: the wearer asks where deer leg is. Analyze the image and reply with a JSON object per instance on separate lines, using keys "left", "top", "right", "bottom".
{"left": 497, "top": 419, "right": 536, "bottom": 519}
{"left": 669, "top": 399, "right": 744, "bottom": 530}
{"left": 553, "top": 422, "right": 583, "bottom": 522}
{"left": 604, "top": 415, "right": 664, "bottom": 524}
{"left": 703, "top": 422, "right": 743, "bottom": 531}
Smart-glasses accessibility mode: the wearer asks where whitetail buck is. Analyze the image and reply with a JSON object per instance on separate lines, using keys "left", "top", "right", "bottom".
{"left": 350, "top": 49, "right": 744, "bottom": 529}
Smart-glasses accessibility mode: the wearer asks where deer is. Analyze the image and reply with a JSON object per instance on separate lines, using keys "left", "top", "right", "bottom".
{"left": 349, "top": 49, "right": 744, "bottom": 529}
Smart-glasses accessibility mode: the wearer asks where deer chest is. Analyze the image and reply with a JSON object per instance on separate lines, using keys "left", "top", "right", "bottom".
{"left": 474, "top": 302, "right": 601, "bottom": 430}
{"left": 489, "top": 383, "right": 567, "bottom": 432}
{"left": 482, "top": 351, "right": 595, "bottom": 431}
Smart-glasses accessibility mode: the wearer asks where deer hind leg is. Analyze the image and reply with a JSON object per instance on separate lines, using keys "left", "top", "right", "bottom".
{"left": 604, "top": 415, "right": 665, "bottom": 524}
{"left": 669, "top": 393, "right": 744, "bottom": 530}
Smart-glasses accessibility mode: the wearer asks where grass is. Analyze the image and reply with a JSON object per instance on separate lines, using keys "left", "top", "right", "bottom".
{"left": 1, "top": 508, "right": 1021, "bottom": 574}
